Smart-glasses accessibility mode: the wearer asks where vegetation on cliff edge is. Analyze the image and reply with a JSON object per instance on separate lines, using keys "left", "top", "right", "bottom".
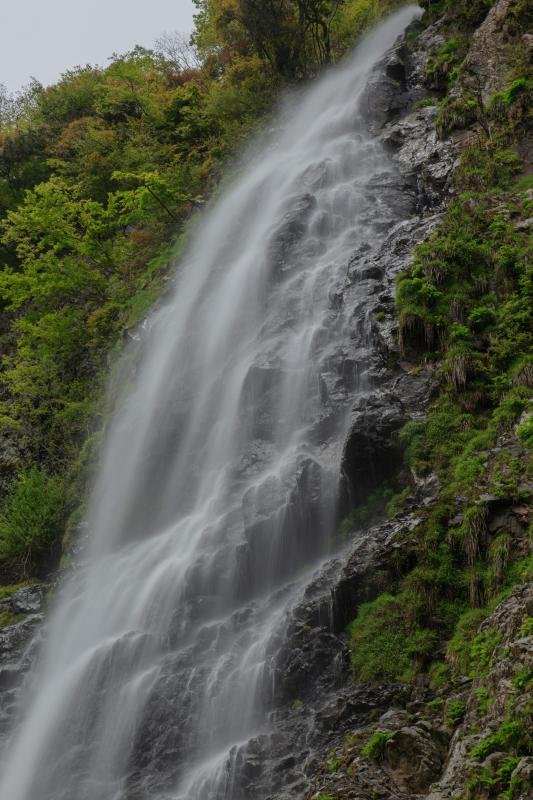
{"left": 0, "top": 1, "right": 407, "bottom": 583}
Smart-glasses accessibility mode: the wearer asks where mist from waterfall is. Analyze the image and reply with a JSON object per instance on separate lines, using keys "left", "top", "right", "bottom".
{"left": 0, "top": 8, "right": 421, "bottom": 799}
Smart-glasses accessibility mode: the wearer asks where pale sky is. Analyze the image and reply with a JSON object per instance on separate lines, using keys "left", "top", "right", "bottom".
{"left": 1, "top": 0, "right": 197, "bottom": 92}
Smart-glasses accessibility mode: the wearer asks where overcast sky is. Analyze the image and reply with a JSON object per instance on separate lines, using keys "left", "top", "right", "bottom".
{"left": 1, "top": 0, "right": 197, "bottom": 92}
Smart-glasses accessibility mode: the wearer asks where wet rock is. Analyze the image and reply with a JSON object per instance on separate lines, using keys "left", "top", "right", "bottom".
{"left": 268, "top": 193, "right": 317, "bottom": 272}
{"left": 0, "top": 593, "right": 46, "bottom": 752}
{"left": 9, "top": 585, "right": 44, "bottom": 615}
{"left": 408, "top": 19, "right": 447, "bottom": 88}
{"left": 342, "top": 366, "right": 434, "bottom": 504}
{"left": 361, "top": 44, "right": 411, "bottom": 131}
{"left": 380, "top": 107, "right": 456, "bottom": 206}
{"left": 341, "top": 391, "right": 405, "bottom": 502}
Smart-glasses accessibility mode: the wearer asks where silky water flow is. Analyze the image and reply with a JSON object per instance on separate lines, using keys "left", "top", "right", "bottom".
{"left": 0, "top": 8, "right": 421, "bottom": 799}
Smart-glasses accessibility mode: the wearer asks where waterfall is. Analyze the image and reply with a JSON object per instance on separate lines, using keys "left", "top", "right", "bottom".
{"left": 0, "top": 8, "right": 420, "bottom": 799}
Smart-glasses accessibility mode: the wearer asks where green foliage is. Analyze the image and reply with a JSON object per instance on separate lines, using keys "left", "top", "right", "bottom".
{"left": 429, "top": 661, "right": 451, "bottom": 690}
{"left": 470, "top": 628, "right": 502, "bottom": 678}
{"left": 0, "top": 0, "right": 411, "bottom": 585}
{"left": 446, "top": 608, "right": 488, "bottom": 673}
{"left": 436, "top": 94, "right": 478, "bottom": 138}
{"left": 339, "top": 482, "right": 411, "bottom": 538}
{"left": 354, "top": 60, "right": 532, "bottom": 691}
{"left": 517, "top": 415, "right": 533, "bottom": 448}
{"left": 447, "top": 0, "right": 495, "bottom": 28}
{"left": 0, "top": 609, "right": 23, "bottom": 627}
{"left": 326, "top": 750, "right": 341, "bottom": 773}
{"left": 466, "top": 755, "right": 522, "bottom": 800}
{"left": 0, "top": 582, "right": 29, "bottom": 601}
{"left": 426, "top": 37, "right": 466, "bottom": 90}
{"left": 413, "top": 97, "right": 438, "bottom": 110}
{"left": 0, "top": 467, "right": 66, "bottom": 566}
{"left": 512, "top": 667, "right": 533, "bottom": 692}
{"left": 470, "top": 720, "right": 530, "bottom": 761}
{"left": 361, "top": 731, "right": 393, "bottom": 761}
{"left": 476, "top": 687, "right": 493, "bottom": 715}
{"left": 388, "top": 96, "right": 532, "bottom": 686}
{"left": 492, "top": 77, "right": 532, "bottom": 110}
{"left": 349, "top": 593, "right": 437, "bottom": 684}
{"left": 445, "top": 698, "right": 466, "bottom": 728}
{"left": 519, "top": 616, "right": 533, "bottom": 637}
{"left": 194, "top": 0, "right": 404, "bottom": 80}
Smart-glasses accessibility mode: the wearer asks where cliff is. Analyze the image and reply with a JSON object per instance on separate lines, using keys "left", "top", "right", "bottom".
{"left": 0, "top": 2, "right": 531, "bottom": 798}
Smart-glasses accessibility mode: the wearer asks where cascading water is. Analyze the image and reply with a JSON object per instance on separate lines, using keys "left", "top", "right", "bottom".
{"left": 0, "top": 8, "right": 420, "bottom": 799}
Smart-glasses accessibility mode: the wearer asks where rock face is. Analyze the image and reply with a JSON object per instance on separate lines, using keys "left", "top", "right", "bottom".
{"left": 0, "top": 585, "right": 45, "bottom": 751}
{"left": 243, "top": 4, "right": 532, "bottom": 798}
{"left": 200, "top": 20, "right": 464, "bottom": 800}
{"left": 0, "top": 4, "right": 530, "bottom": 800}
{"left": 461, "top": 0, "right": 517, "bottom": 104}
{"left": 426, "top": 584, "right": 533, "bottom": 800}
{"left": 304, "top": 582, "right": 533, "bottom": 800}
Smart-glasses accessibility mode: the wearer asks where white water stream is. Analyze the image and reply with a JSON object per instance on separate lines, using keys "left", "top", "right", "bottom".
{"left": 0, "top": 8, "right": 420, "bottom": 799}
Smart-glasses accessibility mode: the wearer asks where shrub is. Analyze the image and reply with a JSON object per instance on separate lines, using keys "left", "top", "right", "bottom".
{"left": 0, "top": 467, "right": 66, "bottom": 568}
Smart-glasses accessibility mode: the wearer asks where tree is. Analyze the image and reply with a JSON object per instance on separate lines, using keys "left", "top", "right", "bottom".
{"left": 155, "top": 30, "right": 201, "bottom": 76}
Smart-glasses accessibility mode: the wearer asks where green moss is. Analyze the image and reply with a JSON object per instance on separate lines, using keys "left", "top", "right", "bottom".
{"left": 492, "top": 77, "right": 532, "bottom": 108}
{"left": 361, "top": 731, "right": 393, "bottom": 762}
{"left": 413, "top": 97, "right": 438, "bottom": 110}
{"left": 519, "top": 616, "right": 533, "bottom": 637}
{"left": 0, "top": 582, "right": 29, "bottom": 601}
{"left": 387, "top": 104, "right": 532, "bottom": 681}
{"left": 0, "top": 609, "right": 23, "bottom": 628}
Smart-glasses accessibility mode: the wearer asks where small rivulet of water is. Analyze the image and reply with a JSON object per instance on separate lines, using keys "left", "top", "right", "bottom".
{"left": 0, "top": 7, "right": 421, "bottom": 799}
